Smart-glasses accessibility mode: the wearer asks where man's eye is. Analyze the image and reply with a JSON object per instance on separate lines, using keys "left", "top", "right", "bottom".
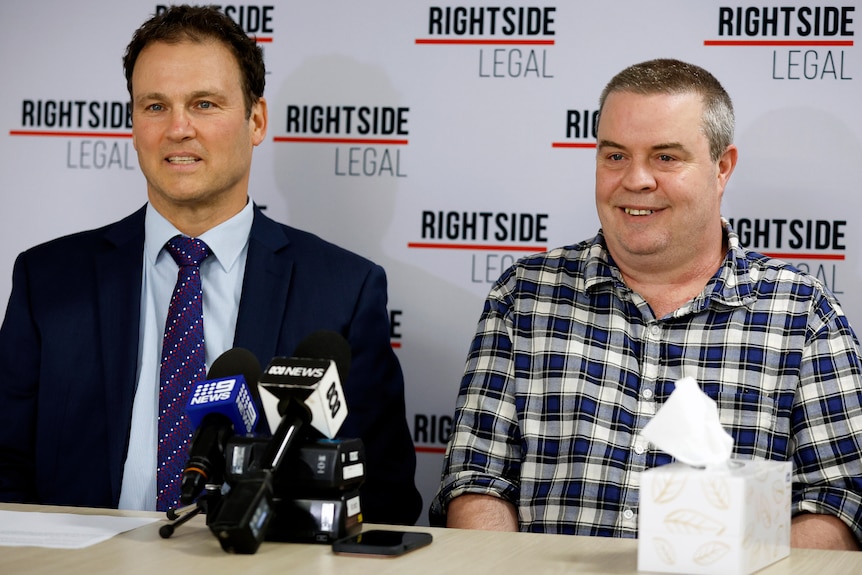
{"left": 147, "top": 104, "right": 163, "bottom": 112}
{"left": 609, "top": 153, "right": 624, "bottom": 161}
{"left": 199, "top": 101, "right": 213, "bottom": 109}
{"left": 658, "top": 154, "right": 674, "bottom": 162}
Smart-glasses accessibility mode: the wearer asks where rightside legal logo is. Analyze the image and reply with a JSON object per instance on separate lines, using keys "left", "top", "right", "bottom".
{"left": 706, "top": 5, "right": 855, "bottom": 80}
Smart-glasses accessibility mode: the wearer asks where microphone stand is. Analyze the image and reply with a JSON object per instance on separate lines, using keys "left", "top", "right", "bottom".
{"left": 159, "top": 485, "right": 222, "bottom": 539}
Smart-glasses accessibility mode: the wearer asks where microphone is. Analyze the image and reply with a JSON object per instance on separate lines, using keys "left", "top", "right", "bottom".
{"left": 207, "top": 332, "right": 361, "bottom": 552}
{"left": 257, "top": 330, "right": 350, "bottom": 472}
{"left": 179, "top": 347, "right": 262, "bottom": 505}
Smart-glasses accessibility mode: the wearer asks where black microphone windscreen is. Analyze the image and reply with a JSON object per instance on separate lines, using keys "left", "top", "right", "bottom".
{"left": 293, "top": 330, "right": 351, "bottom": 384}
{"left": 208, "top": 347, "right": 263, "bottom": 401}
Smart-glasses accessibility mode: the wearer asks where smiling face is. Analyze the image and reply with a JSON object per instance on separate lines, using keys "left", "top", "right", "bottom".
{"left": 131, "top": 38, "right": 267, "bottom": 233}
{"left": 595, "top": 90, "right": 736, "bottom": 275}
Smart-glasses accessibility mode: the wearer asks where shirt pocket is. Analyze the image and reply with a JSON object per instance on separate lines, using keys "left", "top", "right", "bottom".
{"left": 702, "top": 384, "right": 777, "bottom": 455}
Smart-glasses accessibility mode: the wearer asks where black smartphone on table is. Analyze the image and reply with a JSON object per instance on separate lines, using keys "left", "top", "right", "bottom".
{"left": 332, "top": 529, "right": 433, "bottom": 557}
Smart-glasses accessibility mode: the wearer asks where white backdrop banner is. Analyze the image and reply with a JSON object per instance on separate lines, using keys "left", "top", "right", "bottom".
{"left": 1, "top": 0, "right": 859, "bottom": 524}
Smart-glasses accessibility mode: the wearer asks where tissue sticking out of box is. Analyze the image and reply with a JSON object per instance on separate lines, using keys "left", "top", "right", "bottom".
{"left": 640, "top": 377, "right": 734, "bottom": 467}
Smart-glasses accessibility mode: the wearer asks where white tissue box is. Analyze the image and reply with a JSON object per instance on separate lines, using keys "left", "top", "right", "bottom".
{"left": 637, "top": 459, "right": 791, "bottom": 575}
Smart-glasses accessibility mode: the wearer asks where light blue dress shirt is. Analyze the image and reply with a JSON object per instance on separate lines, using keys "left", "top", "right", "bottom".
{"left": 118, "top": 201, "right": 253, "bottom": 511}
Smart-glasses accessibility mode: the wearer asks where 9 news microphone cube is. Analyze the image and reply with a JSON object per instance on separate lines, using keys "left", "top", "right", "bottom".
{"left": 186, "top": 375, "right": 258, "bottom": 434}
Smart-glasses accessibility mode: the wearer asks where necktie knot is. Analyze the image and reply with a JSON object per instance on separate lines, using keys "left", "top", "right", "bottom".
{"left": 166, "top": 236, "right": 210, "bottom": 268}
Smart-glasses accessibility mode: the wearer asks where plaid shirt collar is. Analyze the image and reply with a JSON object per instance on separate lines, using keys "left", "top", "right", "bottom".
{"left": 583, "top": 217, "right": 757, "bottom": 314}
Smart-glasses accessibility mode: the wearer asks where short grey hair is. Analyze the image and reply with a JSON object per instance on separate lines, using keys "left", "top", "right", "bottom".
{"left": 597, "top": 59, "right": 734, "bottom": 162}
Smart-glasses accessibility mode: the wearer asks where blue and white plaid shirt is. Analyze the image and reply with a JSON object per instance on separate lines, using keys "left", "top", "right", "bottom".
{"left": 431, "top": 221, "right": 862, "bottom": 542}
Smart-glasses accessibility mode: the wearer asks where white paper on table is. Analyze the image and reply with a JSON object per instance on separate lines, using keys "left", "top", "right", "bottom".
{"left": 0, "top": 510, "right": 158, "bottom": 549}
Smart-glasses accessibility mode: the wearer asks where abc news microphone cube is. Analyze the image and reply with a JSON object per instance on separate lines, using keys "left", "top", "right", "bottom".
{"left": 187, "top": 375, "right": 258, "bottom": 434}
{"left": 258, "top": 357, "right": 347, "bottom": 439}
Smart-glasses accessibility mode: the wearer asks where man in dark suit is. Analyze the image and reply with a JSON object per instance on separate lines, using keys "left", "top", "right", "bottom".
{"left": 0, "top": 5, "right": 421, "bottom": 526}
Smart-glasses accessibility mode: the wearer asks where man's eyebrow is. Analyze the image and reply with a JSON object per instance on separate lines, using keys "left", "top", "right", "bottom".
{"left": 596, "top": 140, "right": 687, "bottom": 152}
{"left": 135, "top": 92, "right": 165, "bottom": 104}
{"left": 597, "top": 139, "right": 625, "bottom": 151}
{"left": 651, "top": 142, "right": 686, "bottom": 152}
{"left": 135, "top": 90, "right": 223, "bottom": 103}
{"left": 188, "top": 90, "right": 224, "bottom": 100}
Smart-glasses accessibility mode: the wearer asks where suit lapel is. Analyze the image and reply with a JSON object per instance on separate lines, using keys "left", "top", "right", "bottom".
{"left": 95, "top": 206, "right": 146, "bottom": 503}
{"left": 234, "top": 207, "right": 293, "bottom": 364}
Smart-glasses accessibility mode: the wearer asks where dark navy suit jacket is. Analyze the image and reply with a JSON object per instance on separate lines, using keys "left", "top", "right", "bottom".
{"left": 0, "top": 205, "right": 421, "bottom": 525}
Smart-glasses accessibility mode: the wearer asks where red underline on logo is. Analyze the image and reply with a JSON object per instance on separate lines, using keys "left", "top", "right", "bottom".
{"left": 415, "top": 446, "right": 446, "bottom": 454}
{"left": 552, "top": 142, "right": 596, "bottom": 149}
{"left": 704, "top": 39, "right": 854, "bottom": 47}
{"left": 415, "top": 38, "right": 555, "bottom": 46}
{"left": 254, "top": 37, "right": 273, "bottom": 43}
{"left": 9, "top": 130, "right": 132, "bottom": 138}
{"left": 273, "top": 136, "right": 409, "bottom": 145}
{"left": 761, "top": 252, "right": 845, "bottom": 261}
{"left": 391, "top": 342, "right": 402, "bottom": 349}
{"left": 408, "top": 242, "right": 545, "bottom": 252}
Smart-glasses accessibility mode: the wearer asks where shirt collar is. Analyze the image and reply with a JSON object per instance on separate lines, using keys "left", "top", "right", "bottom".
{"left": 582, "top": 230, "right": 622, "bottom": 292}
{"left": 144, "top": 199, "right": 254, "bottom": 273}
{"left": 699, "top": 217, "right": 757, "bottom": 310}
{"left": 583, "top": 218, "right": 756, "bottom": 312}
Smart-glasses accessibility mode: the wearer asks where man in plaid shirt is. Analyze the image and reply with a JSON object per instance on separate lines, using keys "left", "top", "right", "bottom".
{"left": 431, "top": 59, "right": 862, "bottom": 550}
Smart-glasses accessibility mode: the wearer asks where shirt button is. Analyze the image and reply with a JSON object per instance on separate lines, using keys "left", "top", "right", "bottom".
{"left": 634, "top": 444, "right": 645, "bottom": 455}
{"left": 623, "top": 509, "right": 634, "bottom": 520}
{"left": 650, "top": 325, "right": 661, "bottom": 336}
{"left": 642, "top": 388, "right": 654, "bottom": 399}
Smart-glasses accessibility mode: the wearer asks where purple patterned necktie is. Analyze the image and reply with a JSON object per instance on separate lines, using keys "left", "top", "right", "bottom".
{"left": 157, "top": 236, "right": 210, "bottom": 511}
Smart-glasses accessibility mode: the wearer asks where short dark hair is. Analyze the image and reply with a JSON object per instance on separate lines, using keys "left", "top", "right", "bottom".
{"left": 122, "top": 4, "right": 265, "bottom": 118}
{"left": 598, "top": 59, "right": 734, "bottom": 162}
